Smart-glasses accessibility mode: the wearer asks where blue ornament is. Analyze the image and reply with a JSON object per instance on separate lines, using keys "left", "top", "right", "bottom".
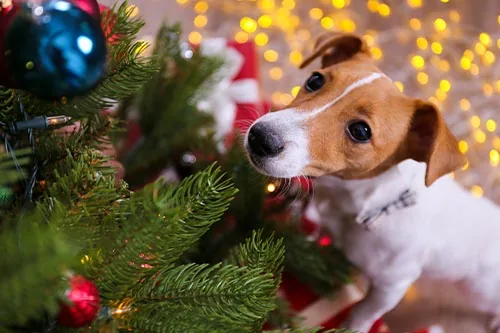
{"left": 4, "top": 0, "right": 107, "bottom": 99}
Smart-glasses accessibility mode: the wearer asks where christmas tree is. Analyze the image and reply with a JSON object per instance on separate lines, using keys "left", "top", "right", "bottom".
{"left": 0, "top": 1, "right": 345, "bottom": 332}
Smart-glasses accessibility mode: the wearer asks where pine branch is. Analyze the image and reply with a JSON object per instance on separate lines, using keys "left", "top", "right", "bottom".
{"left": 87, "top": 164, "right": 237, "bottom": 300}
{"left": 123, "top": 262, "right": 278, "bottom": 332}
{"left": 0, "top": 215, "right": 76, "bottom": 329}
{"left": 0, "top": 149, "right": 31, "bottom": 187}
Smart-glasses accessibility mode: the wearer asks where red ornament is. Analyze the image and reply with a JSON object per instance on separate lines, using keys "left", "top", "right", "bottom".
{"left": 68, "top": 0, "right": 101, "bottom": 21}
{"left": 0, "top": 1, "right": 20, "bottom": 87}
{"left": 58, "top": 275, "right": 100, "bottom": 328}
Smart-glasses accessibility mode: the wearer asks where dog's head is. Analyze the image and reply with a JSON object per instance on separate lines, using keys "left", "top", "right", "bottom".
{"left": 245, "top": 33, "right": 466, "bottom": 186}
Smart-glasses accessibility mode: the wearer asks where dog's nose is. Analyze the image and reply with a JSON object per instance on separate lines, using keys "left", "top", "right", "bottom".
{"left": 248, "top": 123, "right": 285, "bottom": 157}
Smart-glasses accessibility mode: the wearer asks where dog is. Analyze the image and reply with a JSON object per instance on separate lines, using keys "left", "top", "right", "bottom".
{"left": 244, "top": 32, "right": 500, "bottom": 333}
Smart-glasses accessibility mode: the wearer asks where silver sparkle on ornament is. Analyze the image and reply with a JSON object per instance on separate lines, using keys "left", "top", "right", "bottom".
{"left": 180, "top": 42, "right": 193, "bottom": 59}
{"left": 182, "top": 152, "right": 197, "bottom": 165}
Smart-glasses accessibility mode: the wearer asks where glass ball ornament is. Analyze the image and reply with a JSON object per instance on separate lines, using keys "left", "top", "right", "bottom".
{"left": 57, "top": 274, "right": 100, "bottom": 328}
{"left": 4, "top": 0, "right": 107, "bottom": 99}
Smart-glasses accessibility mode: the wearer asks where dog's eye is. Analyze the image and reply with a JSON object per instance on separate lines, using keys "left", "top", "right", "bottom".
{"left": 305, "top": 72, "right": 325, "bottom": 92}
{"left": 347, "top": 121, "right": 372, "bottom": 143}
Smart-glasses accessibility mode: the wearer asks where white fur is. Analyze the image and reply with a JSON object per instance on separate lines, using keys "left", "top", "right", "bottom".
{"left": 305, "top": 160, "right": 500, "bottom": 332}
{"left": 245, "top": 73, "right": 388, "bottom": 177}
{"left": 246, "top": 72, "right": 500, "bottom": 332}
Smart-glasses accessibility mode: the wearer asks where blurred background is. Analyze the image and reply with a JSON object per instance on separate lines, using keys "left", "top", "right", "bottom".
{"left": 99, "top": 0, "right": 500, "bottom": 331}
{"left": 101, "top": 0, "right": 500, "bottom": 205}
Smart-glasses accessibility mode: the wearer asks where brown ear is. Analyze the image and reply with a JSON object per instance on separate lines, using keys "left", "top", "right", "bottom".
{"left": 299, "top": 33, "right": 371, "bottom": 69}
{"left": 406, "top": 100, "right": 466, "bottom": 187}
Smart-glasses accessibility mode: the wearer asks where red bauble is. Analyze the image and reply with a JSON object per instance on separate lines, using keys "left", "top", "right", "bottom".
{"left": 68, "top": 0, "right": 101, "bottom": 21}
{"left": 57, "top": 275, "right": 100, "bottom": 328}
{"left": 0, "top": 1, "right": 20, "bottom": 87}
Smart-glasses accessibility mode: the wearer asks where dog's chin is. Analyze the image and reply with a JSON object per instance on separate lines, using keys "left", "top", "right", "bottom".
{"left": 247, "top": 153, "right": 307, "bottom": 179}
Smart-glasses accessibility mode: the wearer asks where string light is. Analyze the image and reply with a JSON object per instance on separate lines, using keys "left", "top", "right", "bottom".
{"left": 289, "top": 50, "right": 303, "bottom": 66}
{"left": 235, "top": 31, "right": 249, "bottom": 43}
{"left": 490, "top": 149, "right": 500, "bottom": 166}
{"left": 188, "top": 31, "right": 202, "bottom": 44}
{"left": 434, "top": 18, "right": 447, "bottom": 32}
{"left": 416, "top": 37, "right": 428, "bottom": 50}
{"left": 255, "top": 32, "right": 269, "bottom": 46}
{"left": 258, "top": 14, "right": 273, "bottom": 27}
{"left": 291, "top": 85, "right": 301, "bottom": 96}
{"left": 194, "top": 1, "right": 209, "bottom": 13}
{"left": 240, "top": 17, "right": 258, "bottom": 32}
{"left": 264, "top": 49, "right": 279, "bottom": 62}
{"left": 411, "top": 55, "right": 425, "bottom": 69}
{"left": 394, "top": 81, "right": 404, "bottom": 92}
{"left": 409, "top": 18, "right": 422, "bottom": 31}
{"left": 471, "top": 185, "right": 484, "bottom": 198}
{"left": 458, "top": 140, "right": 469, "bottom": 154}
{"left": 309, "top": 7, "right": 323, "bottom": 20}
{"left": 407, "top": 0, "right": 422, "bottom": 8}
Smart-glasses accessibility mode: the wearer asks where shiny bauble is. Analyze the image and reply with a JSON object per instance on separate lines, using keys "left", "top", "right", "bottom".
{"left": 4, "top": 0, "right": 107, "bottom": 99}
{"left": 57, "top": 275, "right": 100, "bottom": 328}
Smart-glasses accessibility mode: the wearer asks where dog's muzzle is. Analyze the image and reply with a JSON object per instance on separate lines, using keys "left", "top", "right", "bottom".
{"left": 247, "top": 123, "right": 285, "bottom": 158}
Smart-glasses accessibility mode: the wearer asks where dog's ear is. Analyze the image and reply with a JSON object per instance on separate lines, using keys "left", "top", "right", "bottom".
{"left": 300, "top": 32, "right": 371, "bottom": 69}
{"left": 405, "top": 100, "right": 466, "bottom": 187}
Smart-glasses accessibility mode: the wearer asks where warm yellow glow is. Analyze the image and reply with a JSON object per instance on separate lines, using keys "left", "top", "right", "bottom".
{"left": 80, "top": 255, "right": 91, "bottom": 264}
{"left": 371, "top": 47, "right": 383, "bottom": 60}
{"left": 460, "top": 98, "right": 471, "bottom": 111}
{"left": 475, "top": 42, "right": 486, "bottom": 55}
{"left": 441, "top": 0, "right": 449, "bottom": 2}
{"left": 367, "top": 0, "right": 379, "bottom": 12}
{"left": 394, "top": 81, "right": 404, "bottom": 92}
{"left": 409, "top": 18, "right": 422, "bottom": 31}
{"left": 258, "top": 0, "right": 275, "bottom": 12}
{"left": 498, "top": 15, "right": 500, "bottom": 25}
{"left": 483, "top": 83, "right": 494, "bottom": 96}
{"left": 495, "top": 81, "right": 500, "bottom": 93}
{"left": 193, "top": 15, "right": 208, "bottom": 28}
{"left": 194, "top": 1, "right": 208, "bottom": 13}
{"left": 464, "top": 49, "right": 475, "bottom": 60}
{"left": 364, "top": 34, "right": 375, "bottom": 47}
{"left": 470, "top": 64, "right": 480, "bottom": 75}
{"left": 332, "top": 0, "right": 346, "bottom": 9}
{"left": 411, "top": 55, "right": 425, "bottom": 69}
{"left": 449, "top": 10, "right": 460, "bottom": 22}
{"left": 258, "top": 15, "right": 273, "bottom": 27}
{"left": 458, "top": 140, "right": 469, "bottom": 154}
{"left": 462, "top": 159, "right": 469, "bottom": 171}
{"left": 498, "top": 39, "right": 500, "bottom": 48}
{"left": 487, "top": 120, "right": 497, "bottom": 133}
{"left": 126, "top": 5, "right": 139, "bottom": 17}
{"left": 378, "top": 4, "right": 391, "bottom": 16}
{"left": 291, "top": 85, "right": 301, "bottom": 97}
{"left": 282, "top": 0, "right": 295, "bottom": 10}
{"left": 240, "top": 17, "right": 258, "bottom": 33}
{"left": 188, "top": 31, "right": 202, "bottom": 44}
{"left": 491, "top": 150, "right": 500, "bottom": 167}
{"left": 255, "top": 33, "right": 269, "bottom": 46}
{"left": 431, "top": 42, "right": 443, "bottom": 54}
{"left": 266, "top": 183, "right": 277, "bottom": 192}
{"left": 434, "top": 18, "right": 447, "bottom": 32}
{"left": 339, "top": 19, "right": 356, "bottom": 32}
{"left": 264, "top": 50, "right": 279, "bottom": 62}
{"left": 235, "top": 31, "right": 249, "bottom": 43}
{"left": 439, "top": 79, "right": 451, "bottom": 92}
{"left": 471, "top": 116, "right": 481, "bottom": 128}
{"left": 407, "top": 0, "right": 422, "bottom": 8}
{"left": 436, "top": 89, "right": 447, "bottom": 102}
{"left": 480, "top": 32, "right": 492, "bottom": 46}
{"left": 460, "top": 57, "right": 472, "bottom": 70}
{"left": 269, "top": 67, "right": 283, "bottom": 80}
{"left": 176, "top": 0, "right": 188, "bottom": 4}
{"left": 309, "top": 7, "right": 323, "bottom": 20}
{"left": 289, "top": 50, "right": 303, "bottom": 66}
{"left": 471, "top": 185, "right": 484, "bottom": 198}
{"left": 321, "top": 17, "right": 334, "bottom": 29}
{"left": 439, "top": 60, "right": 450, "bottom": 72}
{"left": 416, "top": 37, "right": 428, "bottom": 50}
{"left": 404, "top": 284, "right": 419, "bottom": 302}
{"left": 417, "top": 72, "right": 429, "bottom": 85}
{"left": 484, "top": 51, "right": 495, "bottom": 65}
{"left": 475, "top": 129, "right": 486, "bottom": 143}
{"left": 280, "top": 93, "right": 293, "bottom": 105}
{"left": 494, "top": 137, "right": 500, "bottom": 150}
{"left": 271, "top": 92, "right": 282, "bottom": 105}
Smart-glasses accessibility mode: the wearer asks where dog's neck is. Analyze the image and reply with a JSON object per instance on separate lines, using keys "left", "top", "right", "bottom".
{"left": 312, "top": 159, "right": 429, "bottom": 224}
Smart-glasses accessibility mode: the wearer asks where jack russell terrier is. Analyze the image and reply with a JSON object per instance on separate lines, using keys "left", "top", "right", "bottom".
{"left": 244, "top": 32, "right": 500, "bottom": 333}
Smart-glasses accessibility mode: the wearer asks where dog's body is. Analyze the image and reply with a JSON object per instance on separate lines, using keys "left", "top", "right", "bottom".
{"left": 243, "top": 32, "right": 500, "bottom": 332}
{"left": 306, "top": 160, "right": 500, "bottom": 331}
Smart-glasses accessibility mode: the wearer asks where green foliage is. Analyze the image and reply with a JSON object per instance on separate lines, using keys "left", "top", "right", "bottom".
{"left": 120, "top": 22, "right": 223, "bottom": 187}
{"left": 86, "top": 165, "right": 238, "bottom": 300}
{"left": 0, "top": 149, "right": 31, "bottom": 187}
{"left": 0, "top": 216, "right": 76, "bottom": 329}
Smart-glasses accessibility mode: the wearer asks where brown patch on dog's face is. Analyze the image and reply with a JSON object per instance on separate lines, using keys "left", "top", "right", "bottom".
{"left": 245, "top": 32, "right": 465, "bottom": 186}
{"left": 289, "top": 60, "right": 414, "bottom": 180}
